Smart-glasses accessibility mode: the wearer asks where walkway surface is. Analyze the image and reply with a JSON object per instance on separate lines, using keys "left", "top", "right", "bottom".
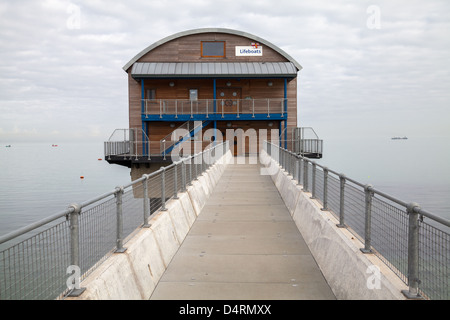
{"left": 150, "top": 162, "right": 335, "bottom": 299}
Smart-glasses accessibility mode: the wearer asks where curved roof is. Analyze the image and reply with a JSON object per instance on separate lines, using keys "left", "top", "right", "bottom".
{"left": 123, "top": 27, "right": 302, "bottom": 72}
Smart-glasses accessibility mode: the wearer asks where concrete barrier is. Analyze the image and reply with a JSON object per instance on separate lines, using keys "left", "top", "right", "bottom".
{"left": 68, "top": 150, "right": 232, "bottom": 300}
{"left": 259, "top": 150, "right": 408, "bottom": 300}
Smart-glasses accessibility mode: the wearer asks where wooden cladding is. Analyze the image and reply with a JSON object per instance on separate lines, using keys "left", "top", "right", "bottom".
{"left": 137, "top": 32, "right": 289, "bottom": 63}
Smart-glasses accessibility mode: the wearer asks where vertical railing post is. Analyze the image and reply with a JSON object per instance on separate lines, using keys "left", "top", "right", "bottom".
{"left": 284, "top": 149, "right": 287, "bottom": 170}
{"left": 181, "top": 160, "right": 187, "bottom": 192}
{"left": 296, "top": 157, "right": 301, "bottom": 185}
{"left": 292, "top": 153, "right": 297, "bottom": 181}
{"left": 303, "top": 159, "right": 309, "bottom": 192}
{"left": 188, "top": 156, "right": 193, "bottom": 185}
{"left": 143, "top": 175, "right": 151, "bottom": 227}
{"left": 286, "top": 151, "right": 290, "bottom": 174}
{"left": 279, "top": 148, "right": 283, "bottom": 167}
{"left": 115, "top": 187, "right": 127, "bottom": 252}
{"left": 337, "top": 174, "right": 346, "bottom": 228}
{"left": 68, "top": 203, "right": 81, "bottom": 269}
{"left": 202, "top": 150, "right": 205, "bottom": 174}
{"left": 402, "top": 203, "right": 422, "bottom": 299}
{"left": 173, "top": 163, "right": 179, "bottom": 200}
{"left": 311, "top": 162, "right": 317, "bottom": 199}
{"left": 161, "top": 167, "right": 167, "bottom": 211}
{"left": 289, "top": 151, "right": 295, "bottom": 178}
{"left": 67, "top": 203, "right": 86, "bottom": 297}
{"left": 252, "top": 99, "right": 255, "bottom": 118}
{"left": 361, "top": 184, "right": 374, "bottom": 253}
{"left": 194, "top": 154, "right": 199, "bottom": 180}
{"left": 321, "top": 167, "right": 329, "bottom": 211}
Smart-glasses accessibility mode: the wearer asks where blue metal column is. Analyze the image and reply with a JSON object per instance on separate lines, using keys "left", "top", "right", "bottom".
{"left": 141, "top": 79, "right": 147, "bottom": 155}
{"left": 284, "top": 78, "right": 288, "bottom": 149}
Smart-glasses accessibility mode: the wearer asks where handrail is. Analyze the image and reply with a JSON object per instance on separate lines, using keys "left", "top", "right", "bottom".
{"left": 264, "top": 140, "right": 450, "bottom": 300}
{"left": 142, "top": 98, "right": 287, "bottom": 116}
{"left": 0, "top": 141, "right": 230, "bottom": 300}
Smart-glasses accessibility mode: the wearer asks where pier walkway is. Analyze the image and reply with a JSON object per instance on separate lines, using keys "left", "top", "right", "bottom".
{"left": 150, "top": 161, "right": 335, "bottom": 299}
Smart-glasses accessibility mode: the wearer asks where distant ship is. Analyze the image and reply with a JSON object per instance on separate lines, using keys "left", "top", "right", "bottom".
{"left": 391, "top": 136, "right": 408, "bottom": 140}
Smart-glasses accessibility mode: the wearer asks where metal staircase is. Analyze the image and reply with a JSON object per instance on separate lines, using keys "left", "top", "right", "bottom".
{"left": 160, "top": 120, "right": 211, "bottom": 156}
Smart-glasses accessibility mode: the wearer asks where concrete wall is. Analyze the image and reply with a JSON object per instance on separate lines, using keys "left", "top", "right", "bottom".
{"left": 68, "top": 151, "right": 233, "bottom": 300}
{"left": 259, "top": 150, "right": 408, "bottom": 300}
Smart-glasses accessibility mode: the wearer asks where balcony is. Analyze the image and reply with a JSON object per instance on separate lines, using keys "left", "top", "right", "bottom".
{"left": 141, "top": 98, "right": 287, "bottom": 121}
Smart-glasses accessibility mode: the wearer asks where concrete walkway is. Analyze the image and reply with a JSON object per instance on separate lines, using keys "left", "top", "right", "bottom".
{"left": 150, "top": 162, "right": 335, "bottom": 300}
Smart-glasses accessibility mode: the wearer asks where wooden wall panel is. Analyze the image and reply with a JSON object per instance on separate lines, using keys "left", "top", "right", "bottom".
{"left": 127, "top": 31, "right": 301, "bottom": 149}
{"left": 138, "top": 33, "right": 290, "bottom": 63}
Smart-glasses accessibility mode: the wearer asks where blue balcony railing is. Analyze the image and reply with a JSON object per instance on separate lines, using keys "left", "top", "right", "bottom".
{"left": 141, "top": 98, "right": 287, "bottom": 120}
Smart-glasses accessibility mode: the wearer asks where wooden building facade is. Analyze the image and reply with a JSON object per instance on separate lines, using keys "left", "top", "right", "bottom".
{"left": 107, "top": 28, "right": 304, "bottom": 166}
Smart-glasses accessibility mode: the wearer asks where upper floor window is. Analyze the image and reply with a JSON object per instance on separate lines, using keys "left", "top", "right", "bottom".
{"left": 201, "top": 41, "right": 225, "bottom": 58}
{"left": 146, "top": 89, "right": 156, "bottom": 100}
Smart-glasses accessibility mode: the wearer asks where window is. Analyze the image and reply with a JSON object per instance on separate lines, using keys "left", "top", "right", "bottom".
{"left": 146, "top": 89, "right": 156, "bottom": 100}
{"left": 189, "top": 89, "right": 198, "bottom": 101}
{"left": 201, "top": 41, "right": 225, "bottom": 58}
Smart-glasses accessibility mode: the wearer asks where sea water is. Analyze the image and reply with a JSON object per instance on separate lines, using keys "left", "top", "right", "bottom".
{"left": 0, "top": 137, "right": 449, "bottom": 238}
{"left": 0, "top": 142, "right": 130, "bottom": 237}
{"left": 315, "top": 135, "right": 450, "bottom": 222}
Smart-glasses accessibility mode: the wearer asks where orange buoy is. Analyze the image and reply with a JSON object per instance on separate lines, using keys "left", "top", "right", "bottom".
{"left": 98, "top": 158, "right": 102, "bottom": 161}
{"left": 80, "top": 176, "right": 84, "bottom": 179}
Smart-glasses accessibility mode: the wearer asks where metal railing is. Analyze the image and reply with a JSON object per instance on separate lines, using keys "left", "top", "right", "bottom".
{"left": 142, "top": 98, "right": 286, "bottom": 118}
{"left": 104, "top": 128, "right": 151, "bottom": 159}
{"left": 264, "top": 141, "right": 450, "bottom": 300}
{"left": 281, "top": 139, "right": 323, "bottom": 158}
{"left": 0, "top": 141, "right": 229, "bottom": 300}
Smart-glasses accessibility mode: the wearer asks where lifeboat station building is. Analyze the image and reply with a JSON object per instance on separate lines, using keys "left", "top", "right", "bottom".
{"left": 105, "top": 28, "right": 321, "bottom": 167}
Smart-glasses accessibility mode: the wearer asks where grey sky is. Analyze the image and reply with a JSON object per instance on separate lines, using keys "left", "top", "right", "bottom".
{"left": 0, "top": 0, "right": 449, "bottom": 142}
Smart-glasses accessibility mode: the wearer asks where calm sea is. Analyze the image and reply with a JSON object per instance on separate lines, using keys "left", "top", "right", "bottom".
{"left": 0, "top": 137, "right": 449, "bottom": 237}
{"left": 0, "top": 142, "right": 130, "bottom": 237}
{"left": 315, "top": 135, "right": 450, "bottom": 222}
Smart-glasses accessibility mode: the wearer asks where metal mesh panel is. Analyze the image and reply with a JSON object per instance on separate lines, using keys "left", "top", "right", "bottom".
{"left": 148, "top": 173, "right": 162, "bottom": 214}
{"left": 418, "top": 221, "right": 450, "bottom": 300}
{"left": 122, "top": 184, "right": 145, "bottom": 243}
{"left": 314, "top": 168, "right": 324, "bottom": 206}
{"left": 343, "top": 183, "right": 366, "bottom": 242}
{"left": 79, "top": 196, "right": 116, "bottom": 281}
{"left": 367, "top": 195, "right": 409, "bottom": 284}
{"left": 326, "top": 175, "right": 340, "bottom": 220}
{"left": 0, "top": 220, "right": 70, "bottom": 300}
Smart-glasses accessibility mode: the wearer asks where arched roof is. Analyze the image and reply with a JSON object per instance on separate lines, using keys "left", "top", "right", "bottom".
{"left": 123, "top": 28, "right": 302, "bottom": 72}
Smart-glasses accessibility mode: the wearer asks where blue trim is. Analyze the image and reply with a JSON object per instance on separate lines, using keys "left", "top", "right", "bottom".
{"left": 134, "top": 76, "right": 296, "bottom": 81}
{"left": 163, "top": 120, "right": 211, "bottom": 155}
{"left": 142, "top": 113, "right": 286, "bottom": 122}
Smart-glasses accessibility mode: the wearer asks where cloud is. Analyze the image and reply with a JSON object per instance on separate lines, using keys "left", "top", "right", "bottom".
{"left": 0, "top": 0, "right": 449, "bottom": 143}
